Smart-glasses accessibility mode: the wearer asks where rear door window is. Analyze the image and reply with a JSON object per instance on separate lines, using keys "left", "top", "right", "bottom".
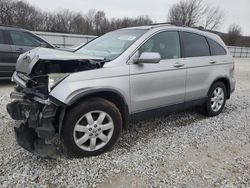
{"left": 182, "top": 32, "right": 210, "bottom": 57}
{"left": 207, "top": 38, "right": 226, "bottom": 56}
{"left": 0, "top": 30, "right": 5, "bottom": 44}
{"left": 9, "top": 31, "right": 41, "bottom": 47}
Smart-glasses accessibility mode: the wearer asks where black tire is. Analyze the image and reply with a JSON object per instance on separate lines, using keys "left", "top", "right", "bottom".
{"left": 62, "top": 97, "right": 122, "bottom": 157}
{"left": 204, "top": 81, "right": 227, "bottom": 117}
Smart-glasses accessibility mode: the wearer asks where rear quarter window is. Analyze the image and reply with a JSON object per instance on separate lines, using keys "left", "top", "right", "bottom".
{"left": 182, "top": 32, "right": 210, "bottom": 57}
{"left": 207, "top": 38, "right": 227, "bottom": 56}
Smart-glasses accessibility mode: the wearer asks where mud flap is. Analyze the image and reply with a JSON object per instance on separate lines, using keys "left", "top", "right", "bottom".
{"left": 14, "top": 123, "right": 57, "bottom": 158}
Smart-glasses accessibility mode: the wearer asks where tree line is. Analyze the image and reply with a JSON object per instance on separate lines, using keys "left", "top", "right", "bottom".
{"left": 0, "top": 0, "right": 246, "bottom": 46}
{"left": 0, "top": 0, "right": 152, "bottom": 35}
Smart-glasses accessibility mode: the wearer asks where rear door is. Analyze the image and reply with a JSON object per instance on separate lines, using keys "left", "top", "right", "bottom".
{"left": 181, "top": 31, "right": 213, "bottom": 101}
{"left": 8, "top": 30, "right": 42, "bottom": 63}
{"left": 0, "top": 29, "right": 14, "bottom": 78}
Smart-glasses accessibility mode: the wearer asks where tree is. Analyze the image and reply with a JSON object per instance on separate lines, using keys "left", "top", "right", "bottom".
{"left": 0, "top": 0, "right": 153, "bottom": 35}
{"left": 11, "top": 1, "right": 45, "bottom": 30}
{"left": 204, "top": 6, "right": 224, "bottom": 30}
{"left": 227, "top": 24, "right": 242, "bottom": 46}
{"left": 168, "top": 0, "right": 224, "bottom": 30}
{"left": 0, "top": 0, "right": 15, "bottom": 25}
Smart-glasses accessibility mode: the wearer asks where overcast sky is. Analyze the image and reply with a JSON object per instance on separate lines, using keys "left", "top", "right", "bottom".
{"left": 26, "top": 0, "right": 250, "bottom": 35}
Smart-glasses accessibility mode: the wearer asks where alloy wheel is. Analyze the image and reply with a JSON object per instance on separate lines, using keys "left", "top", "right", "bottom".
{"left": 73, "top": 111, "right": 114, "bottom": 151}
{"left": 210, "top": 87, "right": 225, "bottom": 112}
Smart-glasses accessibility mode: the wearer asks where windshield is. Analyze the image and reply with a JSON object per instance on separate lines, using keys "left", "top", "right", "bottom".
{"left": 75, "top": 29, "right": 147, "bottom": 61}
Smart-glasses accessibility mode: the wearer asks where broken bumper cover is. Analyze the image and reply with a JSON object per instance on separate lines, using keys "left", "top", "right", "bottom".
{"left": 7, "top": 92, "right": 60, "bottom": 158}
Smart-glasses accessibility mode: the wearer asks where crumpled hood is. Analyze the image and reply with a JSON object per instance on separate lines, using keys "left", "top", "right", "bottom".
{"left": 16, "top": 47, "right": 104, "bottom": 75}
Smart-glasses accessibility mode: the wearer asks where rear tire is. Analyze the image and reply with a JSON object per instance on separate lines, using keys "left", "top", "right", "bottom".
{"left": 203, "top": 81, "right": 227, "bottom": 117}
{"left": 62, "top": 98, "right": 122, "bottom": 157}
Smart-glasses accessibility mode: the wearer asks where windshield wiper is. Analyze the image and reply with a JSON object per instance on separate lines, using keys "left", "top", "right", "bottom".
{"left": 89, "top": 58, "right": 110, "bottom": 68}
{"left": 98, "top": 58, "right": 111, "bottom": 67}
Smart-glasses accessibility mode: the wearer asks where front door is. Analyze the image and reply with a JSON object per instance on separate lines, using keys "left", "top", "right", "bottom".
{"left": 130, "top": 31, "right": 187, "bottom": 113}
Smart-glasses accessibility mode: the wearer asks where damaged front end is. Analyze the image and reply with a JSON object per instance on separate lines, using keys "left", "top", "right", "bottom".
{"left": 7, "top": 73, "right": 64, "bottom": 158}
{"left": 7, "top": 48, "right": 103, "bottom": 158}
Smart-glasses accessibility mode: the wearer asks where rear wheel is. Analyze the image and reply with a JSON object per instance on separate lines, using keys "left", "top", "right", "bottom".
{"left": 62, "top": 98, "right": 122, "bottom": 157}
{"left": 204, "top": 81, "right": 227, "bottom": 117}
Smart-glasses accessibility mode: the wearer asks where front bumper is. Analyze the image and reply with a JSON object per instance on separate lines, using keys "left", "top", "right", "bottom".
{"left": 7, "top": 91, "right": 60, "bottom": 158}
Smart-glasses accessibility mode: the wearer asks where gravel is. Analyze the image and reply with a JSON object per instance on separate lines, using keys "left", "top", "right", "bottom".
{"left": 0, "top": 58, "right": 250, "bottom": 188}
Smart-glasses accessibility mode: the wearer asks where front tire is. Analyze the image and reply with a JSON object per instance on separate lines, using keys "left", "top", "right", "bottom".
{"left": 62, "top": 98, "right": 122, "bottom": 157}
{"left": 204, "top": 81, "right": 227, "bottom": 117}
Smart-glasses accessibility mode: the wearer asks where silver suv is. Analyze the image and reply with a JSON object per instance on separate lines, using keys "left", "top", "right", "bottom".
{"left": 7, "top": 24, "right": 236, "bottom": 158}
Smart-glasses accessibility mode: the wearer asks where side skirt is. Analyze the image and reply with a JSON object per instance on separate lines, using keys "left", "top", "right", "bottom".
{"left": 130, "top": 98, "right": 207, "bottom": 122}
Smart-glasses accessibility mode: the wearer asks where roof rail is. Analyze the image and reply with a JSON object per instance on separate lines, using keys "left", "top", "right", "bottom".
{"left": 147, "top": 22, "right": 177, "bottom": 28}
{"left": 191, "top": 26, "right": 205, "bottom": 30}
{"left": 148, "top": 22, "right": 176, "bottom": 26}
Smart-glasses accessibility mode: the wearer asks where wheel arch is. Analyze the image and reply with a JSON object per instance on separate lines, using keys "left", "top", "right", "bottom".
{"left": 63, "top": 89, "right": 130, "bottom": 130}
{"left": 209, "top": 77, "right": 231, "bottom": 99}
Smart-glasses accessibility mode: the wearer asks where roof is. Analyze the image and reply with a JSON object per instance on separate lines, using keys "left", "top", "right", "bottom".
{"left": 119, "top": 23, "right": 175, "bottom": 30}
{"left": 0, "top": 24, "right": 27, "bottom": 31}
{"left": 120, "top": 23, "right": 221, "bottom": 41}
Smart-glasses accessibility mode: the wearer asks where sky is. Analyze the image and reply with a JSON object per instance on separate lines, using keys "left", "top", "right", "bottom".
{"left": 25, "top": 0, "right": 250, "bottom": 36}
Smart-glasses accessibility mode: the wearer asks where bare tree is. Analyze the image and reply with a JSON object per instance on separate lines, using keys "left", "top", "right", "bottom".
{"left": 0, "top": 0, "right": 153, "bottom": 35}
{"left": 0, "top": 0, "right": 15, "bottom": 25}
{"left": 11, "top": 1, "right": 45, "bottom": 30}
{"left": 168, "top": 0, "right": 224, "bottom": 30}
{"left": 228, "top": 24, "right": 242, "bottom": 36}
{"left": 204, "top": 6, "right": 224, "bottom": 30}
{"left": 227, "top": 24, "right": 242, "bottom": 46}
{"left": 93, "top": 10, "right": 110, "bottom": 35}
{"left": 168, "top": 0, "right": 206, "bottom": 27}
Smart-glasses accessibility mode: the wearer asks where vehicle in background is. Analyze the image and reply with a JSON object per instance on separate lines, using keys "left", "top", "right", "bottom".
{"left": 0, "top": 25, "right": 55, "bottom": 79}
{"left": 7, "top": 24, "right": 235, "bottom": 158}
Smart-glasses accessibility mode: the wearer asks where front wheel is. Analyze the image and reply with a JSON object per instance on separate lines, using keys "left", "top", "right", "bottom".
{"left": 204, "top": 81, "right": 227, "bottom": 117}
{"left": 62, "top": 98, "right": 122, "bottom": 157}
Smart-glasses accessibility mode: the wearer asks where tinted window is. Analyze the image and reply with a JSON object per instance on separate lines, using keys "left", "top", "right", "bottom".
{"left": 0, "top": 30, "right": 4, "bottom": 44}
{"left": 139, "top": 31, "right": 181, "bottom": 59}
{"left": 9, "top": 31, "right": 41, "bottom": 47}
{"left": 207, "top": 38, "right": 226, "bottom": 56}
{"left": 182, "top": 32, "right": 210, "bottom": 57}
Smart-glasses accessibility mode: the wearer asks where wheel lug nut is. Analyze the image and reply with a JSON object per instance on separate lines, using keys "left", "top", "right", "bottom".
{"left": 95, "top": 133, "right": 98, "bottom": 136}
{"left": 94, "top": 124, "right": 97, "bottom": 128}
{"left": 89, "top": 133, "right": 93, "bottom": 136}
{"left": 89, "top": 128, "right": 92, "bottom": 131}
{"left": 98, "top": 128, "right": 101, "bottom": 131}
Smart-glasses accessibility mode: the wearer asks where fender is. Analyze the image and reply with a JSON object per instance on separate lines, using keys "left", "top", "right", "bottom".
{"left": 56, "top": 88, "right": 130, "bottom": 135}
{"left": 208, "top": 77, "right": 231, "bottom": 99}
{"left": 67, "top": 88, "right": 129, "bottom": 108}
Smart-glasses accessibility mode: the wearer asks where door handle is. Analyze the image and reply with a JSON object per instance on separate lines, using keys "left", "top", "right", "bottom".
{"left": 173, "top": 62, "right": 184, "bottom": 68}
{"left": 16, "top": 48, "right": 24, "bottom": 52}
{"left": 209, "top": 60, "right": 216, "bottom": 64}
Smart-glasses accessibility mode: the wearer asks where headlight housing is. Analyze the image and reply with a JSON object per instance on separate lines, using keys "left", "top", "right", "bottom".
{"left": 48, "top": 73, "right": 69, "bottom": 92}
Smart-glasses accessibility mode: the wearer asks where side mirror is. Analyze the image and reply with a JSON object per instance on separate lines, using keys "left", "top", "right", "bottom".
{"left": 136, "top": 52, "right": 161, "bottom": 64}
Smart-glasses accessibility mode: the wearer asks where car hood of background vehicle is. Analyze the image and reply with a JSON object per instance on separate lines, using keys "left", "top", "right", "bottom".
{"left": 16, "top": 47, "right": 104, "bottom": 75}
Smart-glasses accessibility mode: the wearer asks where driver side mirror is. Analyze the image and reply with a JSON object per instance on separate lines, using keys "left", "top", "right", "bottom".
{"left": 135, "top": 52, "right": 161, "bottom": 64}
